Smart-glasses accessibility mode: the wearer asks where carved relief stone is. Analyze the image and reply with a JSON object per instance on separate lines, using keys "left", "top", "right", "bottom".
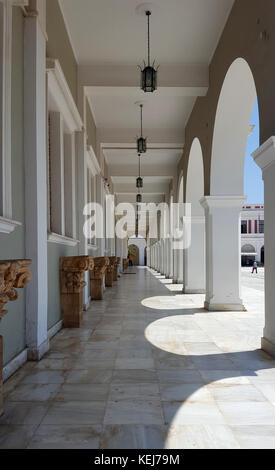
{"left": 123, "top": 258, "right": 129, "bottom": 272}
{"left": 113, "top": 257, "right": 121, "bottom": 281}
{"left": 90, "top": 257, "right": 109, "bottom": 301}
{"left": 0, "top": 260, "right": 32, "bottom": 417}
{"left": 105, "top": 257, "right": 115, "bottom": 288}
{"left": 60, "top": 256, "right": 93, "bottom": 328}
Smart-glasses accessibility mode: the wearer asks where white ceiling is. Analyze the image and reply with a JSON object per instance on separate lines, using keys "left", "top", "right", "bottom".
{"left": 88, "top": 95, "right": 195, "bottom": 130}
{"left": 60, "top": 0, "right": 234, "bottom": 65}
{"left": 59, "top": 0, "right": 234, "bottom": 217}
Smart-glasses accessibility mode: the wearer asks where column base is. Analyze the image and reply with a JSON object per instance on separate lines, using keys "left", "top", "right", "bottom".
{"left": 261, "top": 337, "right": 275, "bottom": 359}
{"left": 184, "top": 288, "right": 206, "bottom": 294}
{"left": 204, "top": 300, "right": 246, "bottom": 312}
{"left": 27, "top": 338, "right": 50, "bottom": 361}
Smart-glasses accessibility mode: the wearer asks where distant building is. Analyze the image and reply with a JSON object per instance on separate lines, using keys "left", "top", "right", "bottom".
{"left": 241, "top": 205, "right": 264, "bottom": 266}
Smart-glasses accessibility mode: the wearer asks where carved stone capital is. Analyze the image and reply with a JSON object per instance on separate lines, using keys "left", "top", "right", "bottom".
{"left": 123, "top": 258, "right": 129, "bottom": 272}
{"left": 0, "top": 260, "right": 32, "bottom": 319}
{"left": 90, "top": 257, "right": 109, "bottom": 280}
{"left": 60, "top": 256, "right": 91, "bottom": 294}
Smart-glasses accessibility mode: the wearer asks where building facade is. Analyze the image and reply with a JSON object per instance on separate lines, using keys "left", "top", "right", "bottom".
{"left": 241, "top": 205, "right": 264, "bottom": 265}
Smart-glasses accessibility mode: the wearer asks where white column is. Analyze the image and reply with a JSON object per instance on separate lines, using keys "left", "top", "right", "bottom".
{"left": 201, "top": 196, "right": 246, "bottom": 311}
{"left": 24, "top": 3, "right": 49, "bottom": 360}
{"left": 177, "top": 248, "right": 184, "bottom": 284}
{"left": 160, "top": 240, "right": 165, "bottom": 274}
{"left": 76, "top": 131, "right": 89, "bottom": 310}
{"left": 183, "top": 217, "right": 206, "bottom": 294}
{"left": 157, "top": 243, "right": 160, "bottom": 272}
{"left": 169, "top": 237, "right": 174, "bottom": 278}
{"left": 253, "top": 137, "right": 275, "bottom": 357}
{"left": 95, "top": 175, "right": 105, "bottom": 257}
{"left": 173, "top": 249, "right": 178, "bottom": 283}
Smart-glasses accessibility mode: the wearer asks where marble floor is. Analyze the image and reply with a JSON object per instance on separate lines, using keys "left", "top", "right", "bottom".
{"left": 1, "top": 266, "right": 275, "bottom": 449}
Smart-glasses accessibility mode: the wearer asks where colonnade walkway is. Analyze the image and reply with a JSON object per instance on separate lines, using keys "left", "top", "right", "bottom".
{"left": 1, "top": 267, "right": 275, "bottom": 449}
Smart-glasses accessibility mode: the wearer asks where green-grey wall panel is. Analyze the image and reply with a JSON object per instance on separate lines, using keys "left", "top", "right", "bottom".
{"left": 46, "top": 0, "right": 78, "bottom": 105}
{"left": 0, "top": 7, "right": 25, "bottom": 365}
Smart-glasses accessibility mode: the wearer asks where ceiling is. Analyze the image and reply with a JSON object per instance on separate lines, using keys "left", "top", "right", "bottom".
{"left": 59, "top": 0, "right": 234, "bottom": 66}
{"left": 59, "top": 0, "right": 234, "bottom": 231}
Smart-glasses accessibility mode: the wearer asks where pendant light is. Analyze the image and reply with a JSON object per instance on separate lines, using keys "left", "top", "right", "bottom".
{"left": 137, "top": 104, "right": 147, "bottom": 154}
{"left": 136, "top": 153, "right": 143, "bottom": 189}
{"left": 140, "top": 11, "right": 158, "bottom": 93}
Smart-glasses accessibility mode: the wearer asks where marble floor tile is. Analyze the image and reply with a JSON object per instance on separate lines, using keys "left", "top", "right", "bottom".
{"left": 157, "top": 369, "right": 204, "bottom": 384}
{"left": 160, "top": 383, "right": 213, "bottom": 402}
{"left": 0, "top": 425, "right": 36, "bottom": 449}
{"left": 0, "top": 267, "right": 273, "bottom": 449}
{"left": 6, "top": 383, "right": 61, "bottom": 402}
{"left": 55, "top": 384, "right": 110, "bottom": 401}
{"left": 162, "top": 402, "right": 226, "bottom": 425}
{"left": 165, "top": 424, "right": 240, "bottom": 449}
{"left": 231, "top": 425, "right": 275, "bottom": 449}
{"left": 0, "top": 402, "right": 49, "bottom": 425}
{"left": 199, "top": 370, "right": 252, "bottom": 385}
{"left": 114, "top": 358, "right": 155, "bottom": 370}
{"left": 109, "top": 383, "right": 160, "bottom": 401}
{"left": 65, "top": 369, "right": 113, "bottom": 384}
{"left": 28, "top": 425, "right": 102, "bottom": 449}
{"left": 104, "top": 399, "right": 164, "bottom": 425}
{"left": 41, "top": 401, "right": 106, "bottom": 425}
{"left": 208, "top": 384, "right": 267, "bottom": 402}
{"left": 99, "top": 425, "right": 166, "bottom": 449}
{"left": 21, "top": 370, "right": 67, "bottom": 384}
{"left": 217, "top": 402, "right": 275, "bottom": 425}
{"left": 112, "top": 369, "right": 158, "bottom": 384}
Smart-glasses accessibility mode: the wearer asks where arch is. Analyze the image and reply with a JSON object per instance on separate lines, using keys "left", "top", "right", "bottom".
{"left": 128, "top": 244, "right": 139, "bottom": 266}
{"left": 211, "top": 58, "right": 257, "bottom": 196}
{"left": 241, "top": 244, "right": 256, "bottom": 254}
{"left": 177, "top": 172, "right": 184, "bottom": 204}
{"left": 261, "top": 246, "right": 265, "bottom": 265}
{"left": 186, "top": 138, "right": 204, "bottom": 215}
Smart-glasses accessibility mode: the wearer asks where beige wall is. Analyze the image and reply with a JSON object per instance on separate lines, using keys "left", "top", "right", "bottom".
{"left": 177, "top": 0, "right": 275, "bottom": 197}
{"left": 46, "top": 0, "right": 78, "bottom": 105}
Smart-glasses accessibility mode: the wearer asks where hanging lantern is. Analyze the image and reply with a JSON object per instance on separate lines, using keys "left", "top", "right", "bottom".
{"left": 136, "top": 104, "right": 147, "bottom": 154}
{"left": 136, "top": 177, "right": 143, "bottom": 188}
{"left": 140, "top": 11, "right": 158, "bottom": 93}
{"left": 136, "top": 193, "right": 142, "bottom": 203}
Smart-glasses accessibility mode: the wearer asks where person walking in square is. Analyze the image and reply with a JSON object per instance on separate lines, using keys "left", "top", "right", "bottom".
{"left": 252, "top": 260, "right": 258, "bottom": 274}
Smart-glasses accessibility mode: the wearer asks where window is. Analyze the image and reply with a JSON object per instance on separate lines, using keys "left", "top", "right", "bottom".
{"left": 259, "top": 220, "right": 264, "bottom": 234}
{"left": 86, "top": 145, "right": 101, "bottom": 247}
{"left": 87, "top": 167, "right": 96, "bottom": 246}
{"left": 46, "top": 59, "right": 82, "bottom": 246}
{"left": 241, "top": 220, "right": 247, "bottom": 234}
{"left": 0, "top": 1, "right": 21, "bottom": 233}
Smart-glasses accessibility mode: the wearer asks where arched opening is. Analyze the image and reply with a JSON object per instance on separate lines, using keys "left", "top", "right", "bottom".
{"left": 241, "top": 244, "right": 256, "bottom": 267}
{"left": 261, "top": 246, "right": 265, "bottom": 266}
{"left": 175, "top": 175, "right": 184, "bottom": 285}
{"left": 211, "top": 58, "right": 257, "bottom": 196}
{"left": 184, "top": 138, "right": 205, "bottom": 293}
{"left": 128, "top": 244, "right": 139, "bottom": 266}
{"left": 203, "top": 58, "right": 258, "bottom": 311}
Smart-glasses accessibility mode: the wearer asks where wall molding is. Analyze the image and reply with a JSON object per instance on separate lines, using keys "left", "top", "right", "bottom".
{"left": 0, "top": 216, "right": 22, "bottom": 234}
{"left": 48, "top": 232, "right": 79, "bottom": 247}
{"left": 48, "top": 320, "right": 63, "bottom": 340}
{"left": 2, "top": 348, "right": 27, "bottom": 382}
{"left": 47, "top": 58, "right": 83, "bottom": 134}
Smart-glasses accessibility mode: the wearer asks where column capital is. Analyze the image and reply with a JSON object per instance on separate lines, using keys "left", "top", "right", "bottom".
{"left": 252, "top": 136, "right": 275, "bottom": 172}
{"left": 200, "top": 196, "right": 247, "bottom": 210}
{"left": 0, "top": 260, "right": 32, "bottom": 319}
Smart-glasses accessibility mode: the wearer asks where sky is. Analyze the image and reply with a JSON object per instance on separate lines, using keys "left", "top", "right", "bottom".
{"left": 244, "top": 100, "right": 263, "bottom": 204}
